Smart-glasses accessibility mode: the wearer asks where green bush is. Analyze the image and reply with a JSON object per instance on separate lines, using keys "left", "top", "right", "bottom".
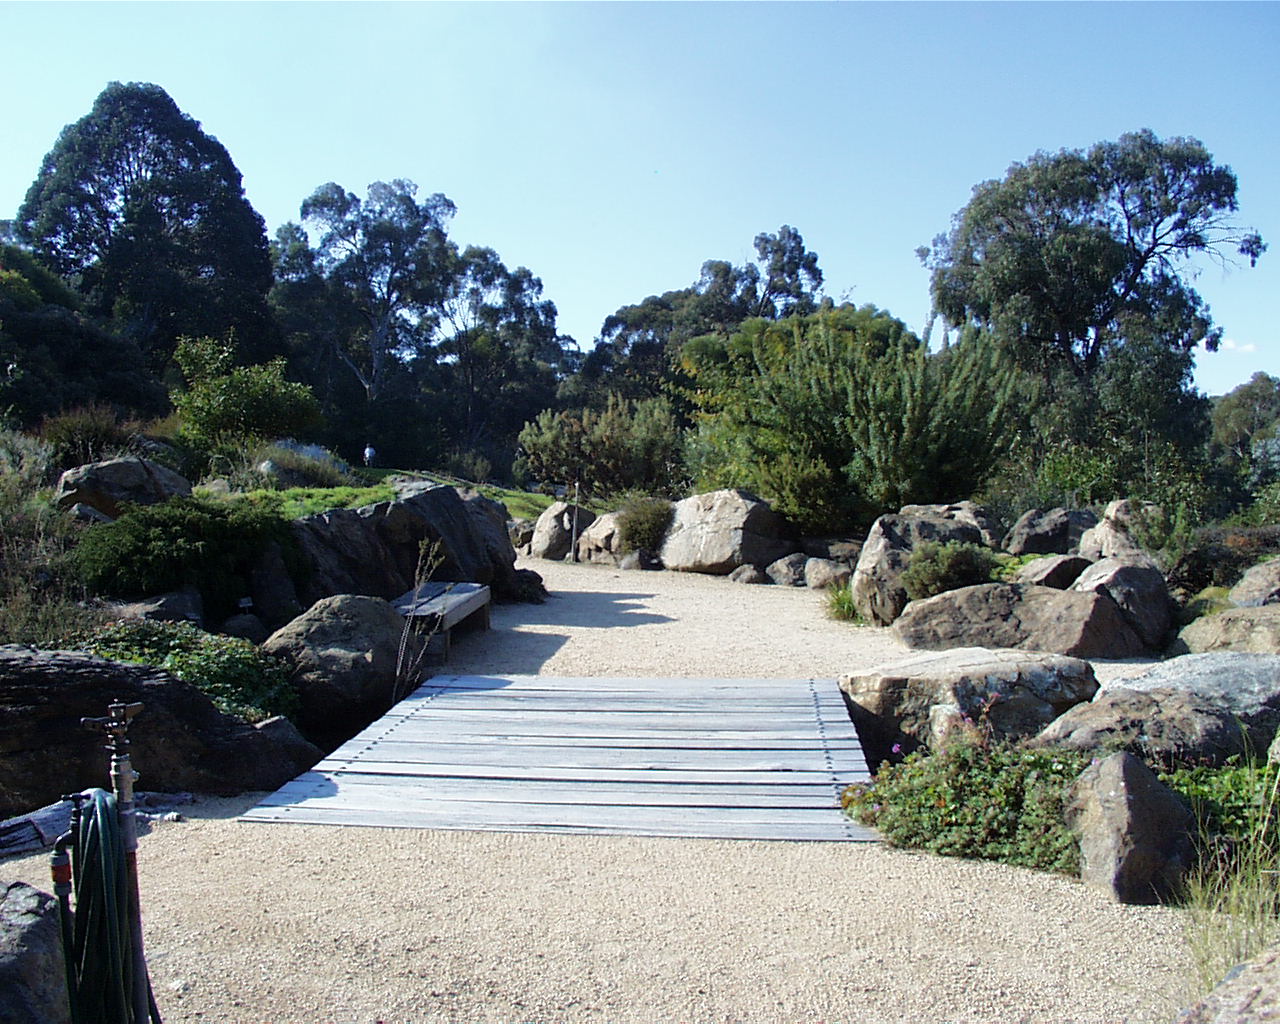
{"left": 900, "top": 540, "right": 998, "bottom": 600}
{"left": 72, "top": 496, "right": 294, "bottom": 619}
{"left": 616, "top": 494, "right": 674, "bottom": 554}
{"left": 81, "top": 619, "right": 297, "bottom": 722}
{"left": 39, "top": 404, "right": 140, "bottom": 470}
{"left": 843, "top": 734, "right": 1089, "bottom": 874}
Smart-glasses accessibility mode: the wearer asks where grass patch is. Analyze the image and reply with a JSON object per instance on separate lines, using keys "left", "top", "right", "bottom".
{"left": 826, "top": 582, "right": 863, "bottom": 622}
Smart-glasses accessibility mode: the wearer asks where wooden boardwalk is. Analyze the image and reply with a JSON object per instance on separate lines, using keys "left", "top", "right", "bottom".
{"left": 241, "top": 675, "right": 875, "bottom": 842}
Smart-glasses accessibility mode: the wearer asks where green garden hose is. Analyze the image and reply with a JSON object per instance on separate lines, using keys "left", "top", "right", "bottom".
{"left": 56, "top": 788, "right": 161, "bottom": 1024}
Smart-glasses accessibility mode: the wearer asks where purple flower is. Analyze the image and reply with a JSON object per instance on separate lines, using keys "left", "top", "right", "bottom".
{"left": 891, "top": 742, "right": 903, "bottom": 755}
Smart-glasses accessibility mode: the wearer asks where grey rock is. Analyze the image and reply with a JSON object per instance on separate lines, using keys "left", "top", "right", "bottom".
{"left": 577, "top": 512, "right": 622, "bottom": 564}
{"left": 1078, "top": 499, "right": 1158, "bottom": 563}
{"left": 800, "top": 538, "right": 862, "bottom": 565}
{"left": 1229, "top": 559, "right": 1280, "bottom": 608}
{"left": 1002, "top": 507, "right": 1098, "bottom": 556}
{"left": 660, "top": 490, "right": 795, "bottom": 575}
{"left": 899, "top": 501, "right": 1001, "bottom": 548}
{"left": 728, "top": 564, "right": 769, "bottom": 584}
{"left": 850, "top": 513, "right": 984, "bottom": 626}
{"left": 619, "top": 550, "right": 663, "bottom": 571}
{"left": 507, "top": 518, "right": 535, "bottom": 549}
{"left": 68, "top": 502, "right": 112, "bottom": 524}
{"left": 248, "top": 541, "right": 303, "bottom": 629}
{"left": 0, "top": 647, "right": 322, "bottom": 818}
{"left": 262, "top": 594, "right": 422, "bottom": 745}
{"left": 1178, "top": 606, "right": 1280, "bottom": 655}
{"left": 839, "top": 647, "right": 1098, "bottom": 765}
{"left": 1070, "top": 557, "right": 1173, "bottom": 651}
{"left": 1065, "top": 752, "right": 1194, "bottom": 904}
{"left": 1104, "top": 653, "right": 1280, "bottom": 730}
{"left": 220, "top": 612, "right": 269, "bottom": 644}
{"left": 54, "top": 456, "right": 191, "bottom": 519}
{"left": 1175, "top": 944, "right": 1280, "bottom": 1023}
{"left": 530, "top": 501, "right": 596, "bottom": 561}
{"left": 1013, "top": 554, "right": 1092, "bottom": 590}
{"left": 766, "top": 553, "right": 809, "bottom": 587}
{"left": 893, "top": 583, "right": 1148, "bottom": 659}
{"left": 804, "top": 557, "right": 851, "bottom": 590}
{"left": 0, "top": 882, "right": 71, "bottom": 1024}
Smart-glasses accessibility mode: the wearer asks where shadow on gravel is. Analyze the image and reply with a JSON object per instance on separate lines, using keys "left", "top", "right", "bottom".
{"left": 497, "top": 590, "right": 675, "bottom": 629}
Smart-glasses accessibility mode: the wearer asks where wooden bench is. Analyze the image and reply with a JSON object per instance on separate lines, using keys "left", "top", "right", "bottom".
{"left": 391, "top": 582, "right": 491, "bottom": 659}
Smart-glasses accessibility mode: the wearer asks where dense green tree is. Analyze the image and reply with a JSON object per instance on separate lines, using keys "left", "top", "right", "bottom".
{"left": 15, "top": 82, "right": 276, "bottom": 365}
{"left": 1212, "top": 372, "right": 1280, "bottom": 460}
{"left": 923, "top": 130, "right": 1264, "bottom": 384}
{"left": 683, "top": 306, "right": 1017, "bottom": 532}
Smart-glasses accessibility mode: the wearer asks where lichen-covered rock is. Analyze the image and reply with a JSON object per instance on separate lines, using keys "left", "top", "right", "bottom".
{"left": 1002, "top": 507, "right": 1098, "bottom": 556}
{"left": 839, "top": 647, "right": 1098, "bottom": 766}
{"left": 893, "top": 583, "right": 1147, "bottom": 659}
{"left": 1065, "top": 752, "right": 1194, "bottom": 904}
{"left": 0, "top": 882, "right": 71, "bottom": 1024}
{"left": 1178, "top": 606, "right": 1280, "bottom": 655}
{"left": 54, "top": 457, "right": 191, "bottom": 519}
{"left": 659, "top": 490, "right": 795, "bottom": 575}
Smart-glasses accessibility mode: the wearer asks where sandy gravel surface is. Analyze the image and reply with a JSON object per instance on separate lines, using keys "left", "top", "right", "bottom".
{"left": 4, "top": 559, "right": 1187, "bottom": 1023}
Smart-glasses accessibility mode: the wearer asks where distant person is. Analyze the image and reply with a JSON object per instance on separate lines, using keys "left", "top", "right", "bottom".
{"left": 363, "top": 444, "right": 376, "bottom": 467}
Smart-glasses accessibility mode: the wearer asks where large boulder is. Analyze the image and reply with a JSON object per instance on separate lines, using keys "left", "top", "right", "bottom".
{"left": 0, "top": 882, "right": 70, "bottom": 1024}
{"left": 659, "top": 490, "right": 795, "bottom": 575}
{"left": 1176, "top": 944, "right": 1280, "bottom": 1023}
{"left": 1002, "top": 507, "right": 1099, "bottom": 556}
{"left": 1070, "top": 557, "right": 1173, "bottom": 651}
{"left": 1065, "top": 752, "right": 1195, "bottom": 905}
{"left": 1229, "top": 558, "right": 1280, "bottom": 607}
{"left": 1012, "top": 554, "right": 1092, "bottom": 590}
{"left": 576, "top": 512, "right": 622, "bottom": 564}
{"left": 0, "top": 647, "right": 321, "bottom": 818}
{"left": 287, "top": 485, "right": 528, "bottom": 605}
{"left": 530, "top": 501, "right": 596, "bottom": 561}
{"left": 53, "top": 457, "right": 191, "bottom": 519}
{"left": 893, "top": 583, "right": 1148, "bottom": 659}
{"left": 839, "top": 647, "right": 1098, "bottom": 766}
{"left": 261, "top": 595, "right": 422, "bottom": 745}
{"left": 1178, "top": 606, "right": 1280, "bottom": 655}
{"left": 899, "top": 501, "right": 1001, "bottom": 548}
{"left": 1077, "top": 499, "right": 1157, "bottom": 563}
{"left": 850, "top": 512, "right": 985, "bottom": 626}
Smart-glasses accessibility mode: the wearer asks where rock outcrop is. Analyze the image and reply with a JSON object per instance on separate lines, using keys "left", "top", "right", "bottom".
{"left": 893, "top": 583, "right": 1147, "bottom": 659}
{"left": 54, "top": 457, "right": 191, "bottom": 519}
{"left": 839, "top": 647, "right": 1098, "bottom": 766}
{"left": 1065, "top": 752, "right": 1195, "bottom": 904}
{"left": 850, "top": 512, "right": 985, "bottom": 626}
{"left": 0, "top": 647, "right": 321, "bottom": 818}
{"left": 261, "top": 595, "right": 422, "bottom": 745}
{"left": 1002, "top": 507, "right": 1098, "bottom": 556}
{"left": 659, "top": 490, "right": 795, "bottom": 575}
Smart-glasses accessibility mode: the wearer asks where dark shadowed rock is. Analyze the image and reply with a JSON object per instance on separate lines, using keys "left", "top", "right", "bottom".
{"left": 111, "top": 584, "right": 204, "bottom": 627}
{"left": 530, "top": 501, "right": 596, "bottom": 561}
{"left": 1065, "top": 752, "right": 1194, "bottom": 904}
{"left": 766, "top": 553, "right": 808, "bottom": 587}
{"left": 1178, "top": 606, "right": 1280, "bottom": 655}
{"left": 0, "top": 882, "right": 70, "bottom": 1024}
{"left": 850, "top": 513, "right": 984, "bottom": 626}
{"left": 660, "top": 490, "right": 795, "bottom": 575}
{"left": 219, "top": 612, "right": 269, "bottom": 644}
{"left": 1002, "top": 507, "right": 1098, "bottom": 556}
{"left": 248, "top": 541, "right": 304, "bottom": 629}
{"left": 54, "top": 457, "right": 191, "bottom": 519}
{"left": 1229, "top": 559, "right": 1280, "bottom": 608}
{"left": 1070, "top": 558, "right": 1173, "bottom": 651}
{"left": 893, "top": 583, "right": 1147, "bottom": 658}
{"left": 508, "top": 518, "right": 535, "bottom": 550}
{"left": 839, "top": 647, "right": 1097, "bottom": 765}
{"left": 261, "top": 595, "right": 422, "bottom": 745}
{"left": 0, "top": 647, "right": 321, "bottom": 818}
{"left": 619, "top": 550, "right": 663, "bottom": 571}
{"left": 1013, "top": 554, "right": 1092, "bottom": 590}
{"left": 728, "top": 564, "right": 769, "bottom": 584}
{"left": 800, "top": 538, "right": 863, "bottom": 564}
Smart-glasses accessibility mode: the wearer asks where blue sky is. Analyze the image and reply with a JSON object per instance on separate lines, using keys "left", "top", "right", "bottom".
{"left": 2, "top": 1, "right": 1277, "bottom": 396}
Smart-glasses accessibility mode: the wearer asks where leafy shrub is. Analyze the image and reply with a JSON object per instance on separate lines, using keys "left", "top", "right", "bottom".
{"left": 39, "top": 404, "right": 140, "bottom": 470}
{"left": 843, "top": 734, "right": 1089, "bottom": 874}
{"left": 992, "top": 552, "right": 1043, "bottom": 581}
{"left": 900, "top": 540, "right": 998, "bottom": 600}
{"left": 249, "top": 440, "right": 357, "bottom": 490}
{"left": 72, "top": 496, "right": 294, "bottom": 619}
{"left": 81, "top": 619, "right": 297, "bottom": 722}
{"left": 616, "top": 494, "right": 673, "bottom": 554}
{"left": 1174, "top": 525, "right": 1280, "bottom": 593}
{"left": 1161, "top": 759, "right": 1280, "bottom": 858}
{"left": 0, "top": 426, "right": 55, "bottom": 487}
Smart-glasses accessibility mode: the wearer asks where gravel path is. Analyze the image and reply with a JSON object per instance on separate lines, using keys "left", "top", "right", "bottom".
{"left": 5, "top": 559, "right": 1188, "bottom": 1023}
